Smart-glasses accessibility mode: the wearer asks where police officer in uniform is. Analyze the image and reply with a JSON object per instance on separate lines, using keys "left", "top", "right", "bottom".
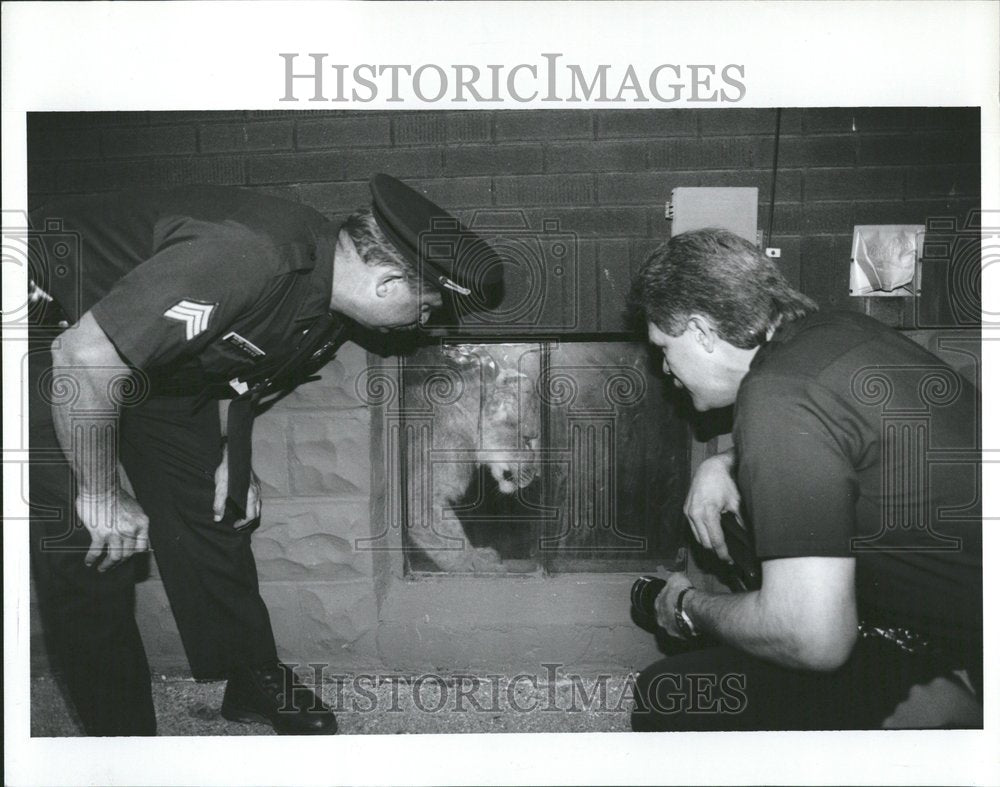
{"left": 29, "top": 175, "right": 501, "bottom": 735}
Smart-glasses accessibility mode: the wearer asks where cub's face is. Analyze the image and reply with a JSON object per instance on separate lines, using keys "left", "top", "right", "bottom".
{"left": 482, "top": 369, "right": 541, "bottom": 494}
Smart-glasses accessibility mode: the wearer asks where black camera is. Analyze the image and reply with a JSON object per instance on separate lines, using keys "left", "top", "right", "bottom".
{"left": 630, "top": 575, "right": 666, "bottom": 626}
{"left": 717, "top": 511, "right": 761, "bottom": 591}
{"left": 630, "top": 512, "right": 761, "bottom": 630}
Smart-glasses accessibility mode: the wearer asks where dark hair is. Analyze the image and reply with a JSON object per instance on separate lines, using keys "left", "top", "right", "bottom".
{"left": 629, "top": 228, "right": 818, "bottom": 349}
{"left": 341, "top": 207, "right": 417, "bottom": 282}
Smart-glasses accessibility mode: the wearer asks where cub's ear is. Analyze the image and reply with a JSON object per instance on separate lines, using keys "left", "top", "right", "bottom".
{"left": 440, "top": 345, "right": 504, "bottom": 384}
{"left": 482, "top": 355, "right": 500, "bottom": 384}
{"left": 495, "top": 369, "right": 529, "bottom": 387}
{"left": 441, "top": 344, "right": 479, "bottom": 366}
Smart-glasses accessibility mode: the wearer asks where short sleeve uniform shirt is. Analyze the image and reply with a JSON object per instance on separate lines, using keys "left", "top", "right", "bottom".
{"left": 34, "top": 186, "right": 337, "bottom": 390}
{"left": 734, "top": 311, "right": 981, "bottom": 654}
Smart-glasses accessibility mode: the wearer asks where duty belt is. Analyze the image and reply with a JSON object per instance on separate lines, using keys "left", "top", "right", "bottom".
{"left": 856, "top": 620, "right": 961, "bottom": 661}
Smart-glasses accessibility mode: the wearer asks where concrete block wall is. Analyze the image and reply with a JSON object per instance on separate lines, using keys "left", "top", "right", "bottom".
{"left": 26, "top": 109, "right": 981, "bottom": 676}
{"left": 161, "top": 342, "right": 380, "bottom": 673}
{"left": 247, "top": 342, "right": 381, "bottom": 669}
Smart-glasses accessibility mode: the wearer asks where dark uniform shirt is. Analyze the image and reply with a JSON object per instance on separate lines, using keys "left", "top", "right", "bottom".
{"left": 35, "top": 185, "right": 338, "bottom": 393}
{"left": 734, "top": 311, "right": 982, "bottom": 659}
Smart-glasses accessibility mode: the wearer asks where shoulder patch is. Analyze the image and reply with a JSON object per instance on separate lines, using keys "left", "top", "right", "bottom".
{"left": 164, "top": 299, "right": 216, "bottom": 340}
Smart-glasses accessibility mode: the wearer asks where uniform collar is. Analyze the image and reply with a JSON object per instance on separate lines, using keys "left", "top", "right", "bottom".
{"left": 293, "top": 227, "right": 337, "bottom": 324}
{"left": 748, "top": 312, "right": 821, "bottom": 372}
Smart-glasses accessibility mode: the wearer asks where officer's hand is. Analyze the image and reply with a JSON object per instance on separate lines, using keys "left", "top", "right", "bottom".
{"left": 653, "top": 571, "right": 694, "bottom": 639}
{"left": 76, "top": 487, "right": 150, "bottom": 572}
{"left": 238, "top": 472, "right": 263, "bottom": 529}
{"left": 685, "top": 453, "right": 741, "bottom": 564}
{"left": 213, "top": 445, "right": 262, "bottom": 528}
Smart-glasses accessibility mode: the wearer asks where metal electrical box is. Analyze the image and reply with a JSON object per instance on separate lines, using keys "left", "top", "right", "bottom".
{"left": 668, "top": 187, "right": 759, "bottom": 242}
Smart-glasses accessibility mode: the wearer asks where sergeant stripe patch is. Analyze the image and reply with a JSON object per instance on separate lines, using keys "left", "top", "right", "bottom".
{"left": 164, "top": 299, "right": 215, "bottom": 340}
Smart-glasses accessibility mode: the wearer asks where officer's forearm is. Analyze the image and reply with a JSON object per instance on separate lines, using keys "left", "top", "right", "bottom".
{"left": 684, "top": 556, "right": 858, "bottom": 672}
{"left": 684, "top": 588, "right": 807, "bottom": 666}
{"left": 49, "top": 312, "right": 133, "bottom": 497}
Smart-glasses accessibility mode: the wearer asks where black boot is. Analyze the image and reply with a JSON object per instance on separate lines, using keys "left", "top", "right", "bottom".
{"left": 221, "top": 661, "right": 337, "bottom": 734}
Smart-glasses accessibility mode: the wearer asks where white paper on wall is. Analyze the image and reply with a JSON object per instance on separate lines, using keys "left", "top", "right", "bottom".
{"left": 850, "top": 224, "right": 925, "bottom": 296}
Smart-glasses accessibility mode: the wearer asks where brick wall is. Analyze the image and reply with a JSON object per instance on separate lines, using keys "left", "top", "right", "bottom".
{"left": 26, "top": 108, "right": 981, "bottom": 675}
{"left": 28, "top": 107, "right": 981, "bottom": 331}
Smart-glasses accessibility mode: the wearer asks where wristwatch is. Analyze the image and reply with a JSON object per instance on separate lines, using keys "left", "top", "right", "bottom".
{"left": 674, "top": 586, "right": 700, "bottom": 639}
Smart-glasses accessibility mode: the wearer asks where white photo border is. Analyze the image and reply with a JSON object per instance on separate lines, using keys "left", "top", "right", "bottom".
{"left": 3, "top": 2, "right": 998, "bottom": 785}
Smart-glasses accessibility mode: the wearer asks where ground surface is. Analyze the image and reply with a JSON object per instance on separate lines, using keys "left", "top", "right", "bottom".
{"left": 31, "top": 671, "right": 636, "bottom": 736}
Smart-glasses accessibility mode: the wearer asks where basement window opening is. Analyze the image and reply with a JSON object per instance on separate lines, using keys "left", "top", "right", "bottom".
{"left": 399, "top": 340, "right": 691, "bottom": 576}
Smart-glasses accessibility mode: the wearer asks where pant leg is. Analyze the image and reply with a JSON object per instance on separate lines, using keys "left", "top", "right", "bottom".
{"left": 631, "top": 637, "right": 953, "bottom": 731}
{"left": 118, "top": 396, "right": 277, "bottom": 678}
{"left": 29, "top": 347, "right": 156, "bottom": 736}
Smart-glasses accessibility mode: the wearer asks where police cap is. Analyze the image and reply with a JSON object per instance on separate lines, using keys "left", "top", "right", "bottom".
{"left": 369, "top": 174, "right": 504, "bottom": 317}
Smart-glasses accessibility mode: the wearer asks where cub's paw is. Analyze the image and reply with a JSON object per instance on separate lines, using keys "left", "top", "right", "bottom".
{"left": 469, "top": 546, "right": 505, "bottom": 573}
{"left": 428, "top": 546, "right": 504, "bottom": 573}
